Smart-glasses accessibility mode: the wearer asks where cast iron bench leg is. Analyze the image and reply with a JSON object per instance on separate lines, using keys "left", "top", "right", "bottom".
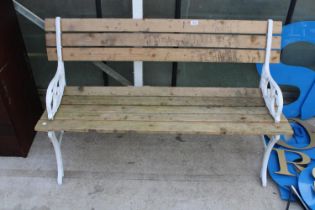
{"left": 260, "top": 134, "right": 280, "bottom": 187}
{"left": 48, "top": 131, "right": 64, "bottom": 185}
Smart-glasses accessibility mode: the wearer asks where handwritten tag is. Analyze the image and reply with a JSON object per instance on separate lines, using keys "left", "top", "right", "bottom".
{"left": 190, "top": 20, "right": 199, "bottom": 26}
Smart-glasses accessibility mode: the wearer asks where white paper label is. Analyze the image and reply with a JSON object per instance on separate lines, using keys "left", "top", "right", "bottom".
{"left": 190, "top": 20, "right": 199, "bottom": 26}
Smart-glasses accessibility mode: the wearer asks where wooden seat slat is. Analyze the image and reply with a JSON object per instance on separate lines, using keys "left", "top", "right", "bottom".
{"left": 47, "top": 48, "right": 281, "bottom": 63}
{"left": 52, "top": 105, "right": 271, "bottom": 115}
{"left": 63, "top": 87, "right": 262, "bottom": 97}
{"left": 45, "top": 18, "right": 282, "bottom": 34}
{"left": 35, "top": 119, "right": 292, "bottom": 135}
{"left": 40, "top": 108, "right": 286, "bottom": 123}
{"left": 46, "top": 33, "right": 281, "bottom": 49}
{"left": 61, "top": 95, "right": 265, "bottom": 107}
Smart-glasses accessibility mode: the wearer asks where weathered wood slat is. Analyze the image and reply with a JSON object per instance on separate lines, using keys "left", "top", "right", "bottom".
{"left": 35, "top": 119, "right": 293, "bottom": 135}
{"left": 46, "top": 33, "right": 281, "bottom": 49}
{"left": 52, "top": 112, "right": 274, "bottom": 122}
{"left": 36, "top": 85, "right": 292, "bottom": 135}
{"left": 47, "top": 48, "right": 281, "bottom": 63}
{"left": 40, "top": 109, "right": 286, "bottom": 123}
{"left": 61, "top": 96, "right": 265, "bottom": 107}
{"left": 52, "top": 105, "right": 271, "bottom": 115}
{"left": 64, "top": 87, "right": 262, "bottom": 98}
{"left": 45, "top": 19, "right": 282, "bottom": 34}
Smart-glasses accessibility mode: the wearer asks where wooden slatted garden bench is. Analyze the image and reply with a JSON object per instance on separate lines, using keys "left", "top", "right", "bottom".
{"left": 35, "top": 17, "right": 293, "bottom": 185}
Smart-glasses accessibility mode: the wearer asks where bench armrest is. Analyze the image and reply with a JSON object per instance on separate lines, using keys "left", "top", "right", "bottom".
{"left": 260, "top": 20, "right": 283, "bottom": 123}
{"left": 46, "top": 17, "right": 66, "bottom": 120}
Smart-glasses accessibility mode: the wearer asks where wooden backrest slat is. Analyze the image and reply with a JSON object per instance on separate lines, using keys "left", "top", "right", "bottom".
{"left": 47, "top": 48, "right": 281, "bottom": 63}
{"left": 45, "top": 18, "right": 282, "bottom": 63}
{"left": 46, "top": 33, "right": 281, "bottom": 49}
{"left": 45, "top": 18, "right": 282, "bottom": 34}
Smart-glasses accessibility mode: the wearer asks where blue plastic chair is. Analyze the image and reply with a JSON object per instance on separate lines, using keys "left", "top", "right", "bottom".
{"left": 257, "top": 21, "right": 315, "bottom": 120}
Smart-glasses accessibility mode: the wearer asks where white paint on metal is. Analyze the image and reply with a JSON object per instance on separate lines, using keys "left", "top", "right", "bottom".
{"left": 132, "top": 0, "right": 143, "bottom": 19}
{"left": 46, "top": 17, "right": 66, "bottom": 120}
{"left": 132, "top": 0, "right": 143, "bottom": 87}
{"left": 133, "top": 61, "right": 143, "bottom": 87}
{"left": 260, "top": 19, "right": 283, "bottom": 123}
{"left": 260, "top": 134, "right": 280, "bottom": 187}
{"left": 48, "top": 131, "right": 64, "bottom": 185}
{"left": 261, "top": 135, "right": 267, "bottom": 149}
{"left": 259, "top": 21, "right": 283, "bottom": 186}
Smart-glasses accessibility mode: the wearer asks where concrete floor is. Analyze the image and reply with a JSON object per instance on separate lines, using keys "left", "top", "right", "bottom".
{"left": 0, "top": 131, "right": 304, "bottom": 210}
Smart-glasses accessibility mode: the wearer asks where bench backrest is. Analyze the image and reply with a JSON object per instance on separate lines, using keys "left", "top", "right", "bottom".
{"left": 45, "top": 18, "right": 282, "bottom": 63}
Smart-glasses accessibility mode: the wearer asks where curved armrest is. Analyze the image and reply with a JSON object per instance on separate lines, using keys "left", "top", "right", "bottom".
{"left": 260, "top": 20, "right": 284, "bottom": 123}
{"left": 46, "top": 17, "right": 66, "bottom": 120}
{"left": 260, "top": 65, "right": 283, "bottom": 123}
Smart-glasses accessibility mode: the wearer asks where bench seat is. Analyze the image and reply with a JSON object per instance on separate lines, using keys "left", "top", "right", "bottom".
{"left": 36, "top": 86, "right": 292, "bottom": 135}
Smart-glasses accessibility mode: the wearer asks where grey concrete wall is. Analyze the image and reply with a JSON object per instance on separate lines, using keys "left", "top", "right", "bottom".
{"left": 16, "top": 0, "right": 315, "bottom": 89}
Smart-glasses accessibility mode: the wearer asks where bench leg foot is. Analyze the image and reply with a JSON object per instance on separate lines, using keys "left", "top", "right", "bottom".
{"left": 48, "top": 131, "right": 64, "bottom": 185}
{"left": 260, "top": 135, "right": 280, "bottom": 187}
